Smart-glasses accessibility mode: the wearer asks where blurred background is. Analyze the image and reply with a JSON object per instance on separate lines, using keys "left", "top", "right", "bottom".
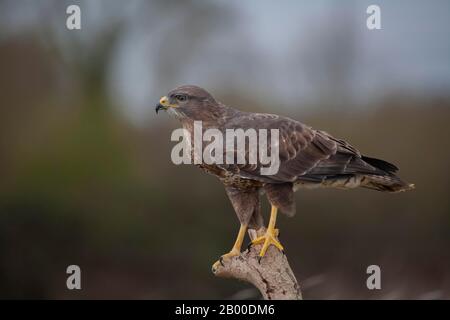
{"left": 0, "top": 0, "right": 449, "bottom": 299}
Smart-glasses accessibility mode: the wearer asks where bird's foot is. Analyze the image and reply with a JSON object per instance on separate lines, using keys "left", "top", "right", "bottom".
{"left": 250, "top": 228, "right": 284, "bottom": 262}
{"left": 212, "top": 248, "right": 241, "bottom": 272}
{"left": 246, "top": 229, "right": 279, "bottom": 250}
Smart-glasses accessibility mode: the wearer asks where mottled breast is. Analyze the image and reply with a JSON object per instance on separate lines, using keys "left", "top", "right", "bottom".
{"left": 195, "top": 163, "right": 263, "bottom": 189}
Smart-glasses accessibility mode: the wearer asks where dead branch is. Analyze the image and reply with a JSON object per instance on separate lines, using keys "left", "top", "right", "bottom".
{"left": 212, "top": 228, "right": 302, "bottom": 300}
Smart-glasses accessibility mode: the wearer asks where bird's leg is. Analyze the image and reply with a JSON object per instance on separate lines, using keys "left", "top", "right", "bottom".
{"left": 251, "top": 205, "right": 284, "bottom": 260}
{"left": 212, "top": 223, "right": 247, "bottom": 270}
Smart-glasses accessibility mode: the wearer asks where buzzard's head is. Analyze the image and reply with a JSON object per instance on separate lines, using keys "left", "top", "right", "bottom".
{"left": 155, "top": 85, "right": 222, "bottom": 121}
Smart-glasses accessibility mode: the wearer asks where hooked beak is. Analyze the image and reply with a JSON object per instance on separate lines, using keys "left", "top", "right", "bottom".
{"left": 155, "top": 104, "right": 165, "bottom": 114}
{"left": 155, "top": 96, "right": 177, "bottom": 114}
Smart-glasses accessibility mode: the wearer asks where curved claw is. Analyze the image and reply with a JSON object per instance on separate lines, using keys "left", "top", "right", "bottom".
{"left": 212, "top": 249, "right": 240, "bottom": 272}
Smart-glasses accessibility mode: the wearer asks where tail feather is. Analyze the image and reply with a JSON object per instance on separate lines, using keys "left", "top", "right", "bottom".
{"left": 297, "top": 154, "right": 415, "bottom": 192}
{"left": 363, "top": 174, "right": 415, "bottom": 193}
{"left": 361, "top": 156, "right": 398, "bottom": 174}
{"left": 360, "top": 155, "right": 414, "bottom": 192}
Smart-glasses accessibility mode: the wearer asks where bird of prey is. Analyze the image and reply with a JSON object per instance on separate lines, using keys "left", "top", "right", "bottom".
{"left": 155, "top": 85, "right": 414, "bottom": 269}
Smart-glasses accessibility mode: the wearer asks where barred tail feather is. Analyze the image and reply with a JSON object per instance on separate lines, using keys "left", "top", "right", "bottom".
{"left": 362, "top": 174, "right": 415, "bottom": 193}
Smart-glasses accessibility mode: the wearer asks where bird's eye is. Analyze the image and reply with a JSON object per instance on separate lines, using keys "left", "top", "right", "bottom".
{"left": 175, "top": 94, "right": 187, "bottom": 102}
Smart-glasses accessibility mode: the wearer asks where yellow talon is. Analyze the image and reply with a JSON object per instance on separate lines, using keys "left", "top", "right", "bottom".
{"left": 251, "top": 229, "right": 284, "bottom": 257}
{"left": 212, "top": 248, "right": 240, "bottom": 271}
{"left": 251, "top": 206, "right": 284, "bottom": 258}
{"left": 212, "top": 224, "right": 247, "bottom": 272}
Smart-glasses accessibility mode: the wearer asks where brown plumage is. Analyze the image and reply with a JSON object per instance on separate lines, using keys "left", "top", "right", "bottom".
{"left": 156, "top": 85, "right": 414, "bottom": 266}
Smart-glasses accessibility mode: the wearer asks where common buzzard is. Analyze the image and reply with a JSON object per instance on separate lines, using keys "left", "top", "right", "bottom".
{"left": 155, "top": 85, "right": 414, "bottom": 269}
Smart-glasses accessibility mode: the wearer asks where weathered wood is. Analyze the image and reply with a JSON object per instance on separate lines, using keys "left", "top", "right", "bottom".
{"left": 212, "top": 228, "right": 302, "bottom": 300}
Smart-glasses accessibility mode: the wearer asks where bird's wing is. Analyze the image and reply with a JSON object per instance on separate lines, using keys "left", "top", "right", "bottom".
{"left": 218, "top": 112, "right": 388, "bottom": 183}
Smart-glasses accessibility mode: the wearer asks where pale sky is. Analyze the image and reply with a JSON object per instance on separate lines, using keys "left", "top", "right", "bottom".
{"left": 1, "top": 0, "right": 450, "bottom": 124}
